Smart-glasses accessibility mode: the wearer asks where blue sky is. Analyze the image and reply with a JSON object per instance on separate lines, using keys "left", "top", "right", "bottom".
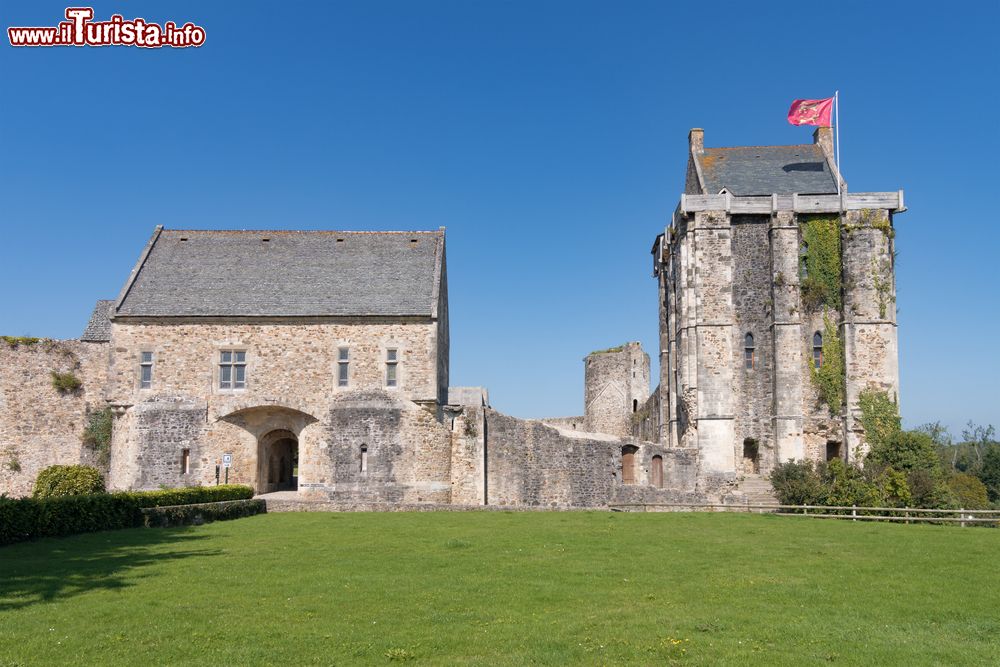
{"left": 1, "top": 1, "right": 997, "bottom": 437}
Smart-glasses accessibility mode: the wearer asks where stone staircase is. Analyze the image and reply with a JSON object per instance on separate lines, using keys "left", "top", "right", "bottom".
{"left": 734, "top": 474, "right": 779, "bottom": 507}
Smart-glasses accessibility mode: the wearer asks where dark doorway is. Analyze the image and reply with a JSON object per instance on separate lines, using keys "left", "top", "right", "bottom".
{"left": 826, "top": 441, "right": 843, "bottom": 462}
{"left": 742, "top": 438, "right": 760, "bottom": 474}
{"left": 258, "top": 430, "right": 299, "bottom": 493}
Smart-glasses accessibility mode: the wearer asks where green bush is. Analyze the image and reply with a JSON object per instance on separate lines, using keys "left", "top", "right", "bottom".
{"left": 979, "top": 446, "right": 1000, "bottom": 503}
{"left": 33, "top": 465, "right": 105, "bottom": 498}
{"left": 947, "top": 473, "right": 990, "bottom": 510}
{"left": 819, "top": 459, "right": 884, "bottom": 508}
{"left": 769, "top": 460, "right": 824, "bottom": 505}
{"left": 907, "top": 469, "right": 957, "bottom": 509}
{"left": 120, "top": 485, "right": 254, "bottom": 508}
{"left": 50, "top": 370, "right": 82, "bottom": 393}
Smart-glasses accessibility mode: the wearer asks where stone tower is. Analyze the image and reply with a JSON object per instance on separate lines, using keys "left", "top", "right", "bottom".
{"left": 652, "top": 127, "right": 903, "bottom": 485}
{"left": 583, "top": 342, "right": 650, "bottom": 438}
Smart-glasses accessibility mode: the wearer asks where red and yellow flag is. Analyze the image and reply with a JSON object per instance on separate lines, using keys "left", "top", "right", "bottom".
{"left": 787, "top": 97, "right": 834, "bottom": 127}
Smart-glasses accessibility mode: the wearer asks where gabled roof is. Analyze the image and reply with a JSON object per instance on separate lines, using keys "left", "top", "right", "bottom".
{"left": 114, "top": 228, "right": 445, "bottom": 318}
{"left": 697, "top": 144, "right": 838, "bottom": 196}
{"left": 80, "top": 299, "right": 114, "bottom": 341}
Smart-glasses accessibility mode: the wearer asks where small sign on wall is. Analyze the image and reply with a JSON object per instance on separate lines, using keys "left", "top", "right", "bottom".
{"left": 222, "top": 453, "right": 233, "bottom": 468}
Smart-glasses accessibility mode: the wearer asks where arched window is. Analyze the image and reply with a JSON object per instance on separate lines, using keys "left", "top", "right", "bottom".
{"left": 360, "top": 445, "right": 368, "bottom": 473}
{"left": 632, "top": 399, "right": 638, "bottom": 413}
{"left": 812, "top": 332, "right": 823, "bottom": 369}
{"left": 744, "top": 333, "right": 755, "bottom": 370}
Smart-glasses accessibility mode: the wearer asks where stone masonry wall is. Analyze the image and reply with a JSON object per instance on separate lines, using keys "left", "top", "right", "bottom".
{"left": 0, "top": 340, "right": 109, "bottom": 497}
{"left": 730, "top": 216, "right": 776, "bottom": 474}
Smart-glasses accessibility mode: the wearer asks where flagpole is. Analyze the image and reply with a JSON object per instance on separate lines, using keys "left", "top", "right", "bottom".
{"left": 834, "top": 90, "right": 841, "bottom": 198}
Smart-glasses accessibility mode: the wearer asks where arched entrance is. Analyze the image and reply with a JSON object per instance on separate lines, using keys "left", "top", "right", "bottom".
{"left": 258, "top": 429, "right": 299, "bottom": 494}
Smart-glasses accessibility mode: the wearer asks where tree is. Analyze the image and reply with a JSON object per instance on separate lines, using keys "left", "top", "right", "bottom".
{"left": 979, "top": 446, "right": 1000, "bottom": 503}
{"left": 867, "top": 430, "right": 940, "bottom": 474}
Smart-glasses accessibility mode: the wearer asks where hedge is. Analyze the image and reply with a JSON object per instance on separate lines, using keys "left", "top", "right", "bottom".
{"left": 141, "top": 499, "right": 265, "bottom": 528}
{"left": 0, "top": 485, "right": 256, "bottom": 546}
{"left": 120, "top": 485, "right": 254, "bottom": 509}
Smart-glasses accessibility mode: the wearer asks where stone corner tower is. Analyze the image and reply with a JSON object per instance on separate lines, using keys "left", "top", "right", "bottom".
{"left": 583, "top": 342, "right": 650, "bottom": 438}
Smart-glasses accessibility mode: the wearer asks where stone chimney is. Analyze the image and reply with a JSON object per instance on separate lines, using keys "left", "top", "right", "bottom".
{"left": 813, "top": 126, "right": 845, "bottom": 192}
{"left": 689, "top": 128, "right": 704, "bottom": 155}
{"left": 813, "top": 127, "right": 834, "bottom": 161}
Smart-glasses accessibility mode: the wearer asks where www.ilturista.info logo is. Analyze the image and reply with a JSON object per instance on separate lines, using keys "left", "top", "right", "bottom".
{"left": 8, "top": 7, "right": 205, "bottom": 48}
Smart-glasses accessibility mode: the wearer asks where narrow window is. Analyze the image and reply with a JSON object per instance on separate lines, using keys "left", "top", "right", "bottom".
{"left": 360, "top": 445, "right": 368, "bottom": 472}
{"left": 744, "top": 333, "right": 755, "bottom": 370}
{"left": 800, "top": 241, "right": 809, "bottom": 279}
{"left": 632, "top": 399, "right": 638, "bottom": 413}
{"left": 219, "top": 350, "right": 247, "bottom": 389}
{"left": 812, "top": 332, "right": 823, "bottom": 369}
{"left": 139, "top": 351, "right": 153, "bottom": 389}
{"left": 337, "top": 347, "right": 349, "bottom": 387}
{"left": 181, "top": 448, "right": 190, "bottom": 474}
{"left": 385, "top": 348, "right": 398, "bottom": 387}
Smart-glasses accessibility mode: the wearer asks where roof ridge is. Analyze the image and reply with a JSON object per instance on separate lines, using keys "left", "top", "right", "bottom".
{"left": 705, "top": 144, "right": 818, "bottom": 151}
{"left": 160, "top": 229, "right": 444, "bottom": 235}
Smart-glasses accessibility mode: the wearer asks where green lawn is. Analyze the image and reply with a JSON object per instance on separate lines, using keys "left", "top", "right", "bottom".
{"left": 1, "top": 512, "right": 998, "bottom": 666}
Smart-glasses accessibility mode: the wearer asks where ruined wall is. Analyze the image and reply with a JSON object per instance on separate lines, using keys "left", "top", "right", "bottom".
{"left": 630, "top": 390, "right": 660, "bottom": 444}
{"left": 0, "top": 339, "right": 109, "bottom": 497}
{"left": 484, "top": 410, "right": 620, "bottom": 507}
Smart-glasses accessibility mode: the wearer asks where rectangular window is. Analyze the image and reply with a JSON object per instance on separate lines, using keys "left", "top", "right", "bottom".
{"left": 337, "top": 347, "right": 349, "bottom": 387}
{"left": 385, "top": 348, "right": 398, "bottom": 387}
{"left": 744, "top": 348, "right": 754, "bottom": 370}
{"left": 220, "top": 350, "right": 247, "bottom": 389}
{"left": 181, "top": 448, "right": 190, "bottom": 474}
{"left": 140, "top": 351, "right": 153, "bottom": 389}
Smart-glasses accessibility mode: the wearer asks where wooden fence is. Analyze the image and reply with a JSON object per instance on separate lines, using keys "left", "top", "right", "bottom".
{"left": 609, "top": 502, "right": 1000, "bottom": 526}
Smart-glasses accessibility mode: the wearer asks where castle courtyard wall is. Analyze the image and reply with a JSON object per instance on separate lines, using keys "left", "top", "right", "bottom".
{"left": 0, "top": 340, "right": 109, "bottom": 496}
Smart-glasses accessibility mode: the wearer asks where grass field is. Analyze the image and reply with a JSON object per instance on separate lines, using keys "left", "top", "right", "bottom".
{"left": 1, "top": 512, "right": 998, "bottom": 665}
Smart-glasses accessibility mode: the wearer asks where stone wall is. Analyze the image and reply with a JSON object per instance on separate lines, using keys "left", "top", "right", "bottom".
{"left": 730, "top": 216, "right": 776, "bottom": 474}
{"left": 0, "top": 339, "right": 109, "bottom": 497}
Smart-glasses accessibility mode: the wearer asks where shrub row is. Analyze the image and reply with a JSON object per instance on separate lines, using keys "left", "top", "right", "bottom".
{"left": 120, "top": 485, "right": 254, "bottom": 508}
{"left": 142, "top": 499, "right": 265, "bottom": 528}
{"left": 0, "top": 485, "right": 256, "bottom": 546}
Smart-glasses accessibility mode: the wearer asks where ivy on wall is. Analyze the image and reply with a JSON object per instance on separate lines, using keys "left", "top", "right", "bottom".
{"left": 811, "top": 315, "right": 844, "bottom": 415}
{"left": 82, "top": 407, "right": 114, "bottom": 467}
{"left": 857, "top": 387, "right": 901, "bottom": 450}
{"left": 800, "top": 215, "right": 842, "bottom": 312}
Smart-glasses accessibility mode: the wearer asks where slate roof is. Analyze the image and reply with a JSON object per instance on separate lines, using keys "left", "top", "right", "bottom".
{"left": 114, "top": 229, "right": 445, "bottom": 318}
{"left": 697, "top": 144, "right": 838, "bottom": 196}
{"left": 80, "top": 300, "right": 114, "bottom": 341}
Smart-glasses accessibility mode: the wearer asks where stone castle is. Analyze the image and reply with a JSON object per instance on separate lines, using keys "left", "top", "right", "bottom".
{"left": 0, "top": 127, "right": 904, "bottom": 507}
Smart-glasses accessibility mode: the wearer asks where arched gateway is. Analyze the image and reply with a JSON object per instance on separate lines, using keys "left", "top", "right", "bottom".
{"left": 217, "top": 404, "right": 318, "bottom": 496}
